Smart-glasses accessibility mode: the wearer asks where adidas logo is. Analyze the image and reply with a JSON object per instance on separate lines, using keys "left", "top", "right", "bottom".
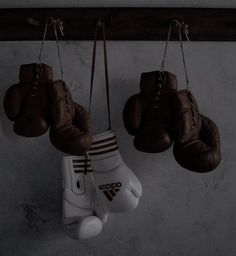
{"left": 99, "top": 182, "right": 122, "bottom": 201}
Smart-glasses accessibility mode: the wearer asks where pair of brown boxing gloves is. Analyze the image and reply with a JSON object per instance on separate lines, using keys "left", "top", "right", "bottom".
{"left": 4, "top": 63, "right": 91, "bottom": 155}
{"left": 123, "top": 71, "right": 221, "bottom": 173}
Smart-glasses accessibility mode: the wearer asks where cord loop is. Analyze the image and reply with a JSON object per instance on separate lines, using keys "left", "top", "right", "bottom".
{"left": 37, "top": 17, "right": 64, "bottom": 80}
{"left": 89, "top": 20, "right": 111, "bottom": 130}
{"left": 160, "top": 19, "right": 190, "bottom": 91}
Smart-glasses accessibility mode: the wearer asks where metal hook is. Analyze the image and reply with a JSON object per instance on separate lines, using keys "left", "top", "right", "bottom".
{"left": 170, "top": 19, "right": 181, "bottom": 28}
{"left": 97, "top": 18, "right": 104, "bottom": 27}
{"left": 181, "top": 22, "right": 190, "bottom": 41}
{"left": 170, "top": 19, "right": 189, "bottom": 41}
{"left": 46, "top": 17, "right": 64, "bottom": 36}
{"left": 47, "top": 16, "right": 55, "bottom": 25}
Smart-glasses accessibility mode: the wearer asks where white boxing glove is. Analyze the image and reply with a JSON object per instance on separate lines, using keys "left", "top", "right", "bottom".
{"left": 88, "top": 130, "right": 142, "bottom": 213}
{"left": 62, "top": 155, "right": 108, "bottom": 240}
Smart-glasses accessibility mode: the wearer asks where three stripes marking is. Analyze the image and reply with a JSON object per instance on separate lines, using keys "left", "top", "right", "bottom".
{"left": 102, "top": 187, "right": 120, "bottom": 201}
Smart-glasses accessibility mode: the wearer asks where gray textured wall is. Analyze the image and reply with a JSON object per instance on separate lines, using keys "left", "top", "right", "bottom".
{"left": 0, "top": 1, "right": 236, "bottom": 256}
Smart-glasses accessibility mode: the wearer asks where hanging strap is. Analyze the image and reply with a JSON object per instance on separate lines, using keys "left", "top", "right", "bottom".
{"left": 160, "top": 19, "right": 190, "bottom": 91}
{"left": 160, "top": 19, "right": 178, "bottom": 72}
{"left": 89, "top": 20, "right": 111, "bottom": 130}
{"left": 37, "top": 17, "right": 64, "bottom": 80}
{"left": 178, "top": 21, "right": 190, "bottom": 92}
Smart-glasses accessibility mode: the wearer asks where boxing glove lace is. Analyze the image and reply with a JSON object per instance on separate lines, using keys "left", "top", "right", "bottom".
{"left": 49, "top": 80, "right": 92, "bottom": 155}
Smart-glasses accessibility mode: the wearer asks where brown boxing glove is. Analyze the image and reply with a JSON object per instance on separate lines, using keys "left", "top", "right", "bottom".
{"left": 49, "top": 80, "right": 92, "bottom": 155}
{"left": 123, "top": 71, "right": 177, "bottom": 153}
{"left": 173, "top": 90, "right": 221, "bottom": 173}
{"left": 4, "top": 63, "right": 53, "bottom": 137}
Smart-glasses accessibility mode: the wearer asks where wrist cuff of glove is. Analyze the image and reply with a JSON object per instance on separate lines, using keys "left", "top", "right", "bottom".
{"left": 62, "top": 155, "right": 92, "bottom": 174}
{"left": 89, "top": 130, "right": 119, "bottom": 158}
{"left": 88, "top": 130, "right": 122, "bottom": 172}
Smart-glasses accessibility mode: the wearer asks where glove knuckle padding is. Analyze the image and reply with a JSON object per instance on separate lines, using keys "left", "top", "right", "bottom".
{"left": 129, "top": 171, "right": 143, "bottom": 198}
{"left": 4, "top": 63, "right": 52, "bottom": 137}
{"left": 93, "top": 161, "right": 140, "bottom": 212}
{"left": 65, "top": 216, "right": 102, "bottom": 240}
{"left": 123, "top": 94, "right": 143, "bottom": 135}
{"left": 173, "top": 90, "right": 221, "bottom": 173}
{"left": 89, "top": 130, "right": 142, "bottom": 213}
{"left": 62, "top": 156, "right": 106, "bottom": 240}
{"left": 4, "top": 85, "right": 22, "bottom": 121}
{"left": 49, "top": 80, "right": 92, "bottom": 155}
{"left": 123, "top": 71, "right": 177, "bottom": 153}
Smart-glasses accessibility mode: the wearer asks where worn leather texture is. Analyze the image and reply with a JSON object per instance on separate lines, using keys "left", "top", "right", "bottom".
{"left": 4, "top": 63, "right": 53, "bottom": 137}
{"left": 123, "top": 71, "right": 177, "bottom": 153}
{"left": 173, "top": 90, "right": 221, "bottom": 173}
{"left": 49, "top": 80, "right": 92, "bottom": 155}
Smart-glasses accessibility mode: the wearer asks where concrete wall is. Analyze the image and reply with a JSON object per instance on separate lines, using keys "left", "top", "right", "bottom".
{"left": 0, "top": 1, "right": 235, "bottom": 256}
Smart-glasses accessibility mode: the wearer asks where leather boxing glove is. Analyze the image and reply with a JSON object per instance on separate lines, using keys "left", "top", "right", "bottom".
{"left": 173, "top": 90, "right": 221, "bottom": 173}
{"left": 62, "top": 155, "right": 108, "bottom": 239}
{"left": 4, "top": 63, "right": 53, "bottom": 137}
{"left": 49, "top": 80, "right": 92, "bottom": 155}
{"left": 88, "top": 130, "right": 142, "bottom": 213}
{"left": 123, "top": 71, "right": 177, "bottom": 153}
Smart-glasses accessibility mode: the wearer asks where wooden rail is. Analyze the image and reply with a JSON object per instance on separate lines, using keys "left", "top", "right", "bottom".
{"left": 0, "top": 8, "right": 235, "bottom": 41}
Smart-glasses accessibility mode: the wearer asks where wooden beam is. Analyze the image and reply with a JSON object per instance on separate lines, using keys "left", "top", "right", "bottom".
{"left": 0, "top": 8, "right": 235, "bottom": 41}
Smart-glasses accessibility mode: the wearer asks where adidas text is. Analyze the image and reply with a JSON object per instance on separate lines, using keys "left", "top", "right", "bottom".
{"left": 99, "top": 182, "right": 122, "bottom": 190}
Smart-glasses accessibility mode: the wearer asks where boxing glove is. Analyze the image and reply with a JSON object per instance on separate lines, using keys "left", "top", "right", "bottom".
{"left": 123, "top": 71, "right": 177, "bottom": 153}
{"left": 4, "top": 63, "right": 53, "bottom": 137}
{"left": 88, "top": 130, "right": 142, "bottom": 213}
{"left": 62, "top": 155, "right": 108, "bottom": 239}
{"left": 173, "top": 90, "right": 221, "bottom": 173}
{"left": 49, "top": 80, "right": 92, "bottom": 155}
